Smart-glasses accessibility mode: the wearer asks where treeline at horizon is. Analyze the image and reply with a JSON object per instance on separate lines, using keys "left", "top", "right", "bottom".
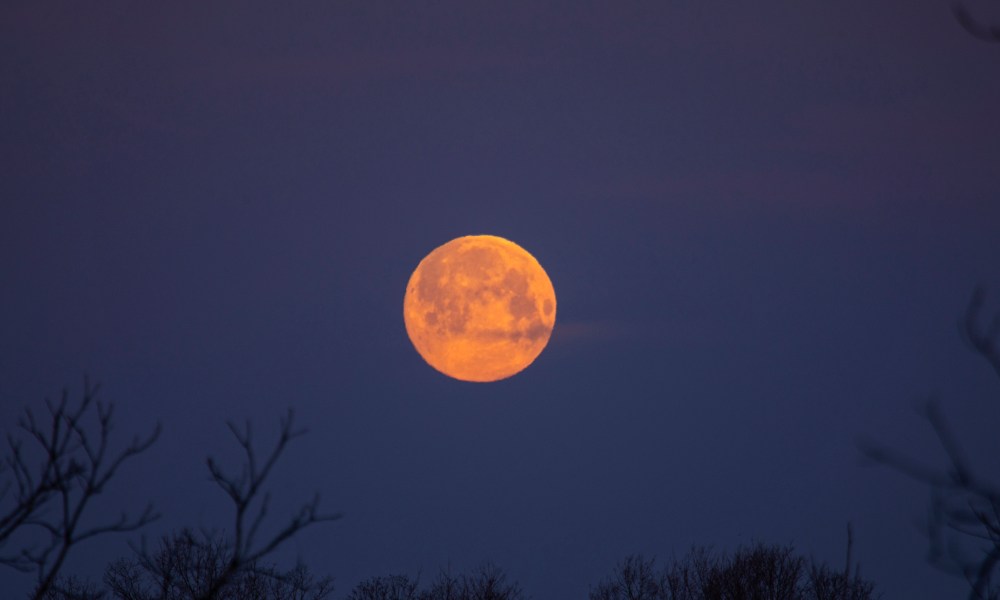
{"left": 38, "top": 531, "right": 881, "bottom": 600}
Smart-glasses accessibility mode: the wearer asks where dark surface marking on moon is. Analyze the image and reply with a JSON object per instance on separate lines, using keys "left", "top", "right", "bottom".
{"left": 503, "top": 267, "right": 537, "bottom": 321}
{"left": 443, "top": 296, "right": 468, "bottom": 334}
{"left": 457, "top": 246, "right": 501, "bottom": 281}
{"left": 416, "top": 255, "right": 444, "bottom": 304}
{"left": 502, "top": 268, "right": 529, "bottom": 294}
{"left": 509, "top": 293, "right": 538, "bottom": 321}
{"left": 524, "top": 320, "right": 549, "bottom": 340}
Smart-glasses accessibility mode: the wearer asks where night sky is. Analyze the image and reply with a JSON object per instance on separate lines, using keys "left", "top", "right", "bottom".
{"left": 2, "top": 2, "right": 1000, "bottom": 599}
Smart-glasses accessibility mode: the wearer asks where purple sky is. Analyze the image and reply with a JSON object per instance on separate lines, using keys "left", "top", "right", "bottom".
{"left": 2, "top": 2, "right": 1000, "bottom": 598}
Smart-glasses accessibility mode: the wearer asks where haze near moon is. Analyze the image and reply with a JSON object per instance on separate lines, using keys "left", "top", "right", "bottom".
{"left": 403, "top": 235, "right": 557, "bottom": 382}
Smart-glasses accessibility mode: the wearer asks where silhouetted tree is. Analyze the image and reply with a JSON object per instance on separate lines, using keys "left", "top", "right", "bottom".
{"left": 0, "top": 379, "right": 160, "bottom": 600}
{"left": 716, "top": 543, "right": 802, "bottom": 599}
{"left": 591, "top": 541, "right": 878, "bottom": 600}
{"left": 346, "top": 574, "right": 421, "bottom": 600}
{"left": 860, "top": 287, "right": 1000, "bottom": 600}
{"left": 420, "top": 567, "right": 463, "bottom": 600}
{"left": 803, "top": 527, "right": 877, "bottom": 600}
{"left": 420, "top": 563, "right": 523, "bottom": 600}
{"left": 590, "top": 555, "right": 662, "bottom": 600}
{"left": 453, "top": 563, "right": 524, "bottom": 600}
{"left": 40, "top": 575, "right": 106, "bottom": 600}
{"left": 103, "top": 529, "right": 332, "bottom": 600}
{"left": 806, "top": 562, "right": 877, "bottom": 600}
{"left": 122, "top": 409, "right": 341, "bottom": 600}
{"left": 346, "top": 564, "right": 525, "bottom": 600}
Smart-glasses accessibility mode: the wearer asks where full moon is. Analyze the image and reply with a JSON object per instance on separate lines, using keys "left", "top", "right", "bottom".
{"left": 403, "top": 235, "right": 557, "bottom": 382}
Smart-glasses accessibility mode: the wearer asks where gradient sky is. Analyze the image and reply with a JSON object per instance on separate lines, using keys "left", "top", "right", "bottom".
{"left": 2, "top": 2, "right": 1000, "bottom": 599}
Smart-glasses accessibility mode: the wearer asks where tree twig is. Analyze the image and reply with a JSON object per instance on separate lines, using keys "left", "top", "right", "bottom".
{"left": 0, "top": 378, "right": 160, "bottom": 600}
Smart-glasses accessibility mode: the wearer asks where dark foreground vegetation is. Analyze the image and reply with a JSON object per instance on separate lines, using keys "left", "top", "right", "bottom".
{"left": 340, "top": 542, "right": 879, "bottom": 600}
{"left": 3, "top": 286, "right": 997, "bottom": 599}
{"left": 0, "top": 386, "right": 338, "bottom": 600}
{"left": 587, "top": 545, "right": 877, "bottom": 600}
{"left": 32, "top": 541, "right": 880, "bottom": 600}
{"left": 0, "top": 381, "right": 883, "bottom": 600}
{"left": 0, "top": 382, "right": 885, "bottom": 600}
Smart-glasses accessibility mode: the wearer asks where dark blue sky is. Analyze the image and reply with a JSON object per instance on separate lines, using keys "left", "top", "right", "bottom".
{"left": 2, "top": 2, "right": 999, "bottom": 598}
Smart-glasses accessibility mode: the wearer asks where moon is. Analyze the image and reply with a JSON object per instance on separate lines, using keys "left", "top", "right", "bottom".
{"left": 403, "top": 235, "right": 557, "bottom": 382}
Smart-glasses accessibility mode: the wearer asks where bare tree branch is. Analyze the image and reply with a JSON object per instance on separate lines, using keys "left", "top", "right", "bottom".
{"left": 962, "top": 286, "right": 1000, "bottom": 380}
{"left": 0, "top": 378, "right": 160, "bottom": 600}
{"left": 862, "top": 288, "right": 1000, "bottom": 600}
{"left": 181, "top": 409, "right": 340, "bottom": 600}
{"left": 952, "top": 3, "right": 1000, "bottom": 43}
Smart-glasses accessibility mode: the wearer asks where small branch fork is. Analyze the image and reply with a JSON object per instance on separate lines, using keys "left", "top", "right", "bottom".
{"left": 0, "top": 378, "right": 161, "bottom": 600}
{"left": 860, "top": 288, "right": 1000, "bottom": 599}
{"left": 193, "top": 409, "right": 340, "bottom": 600}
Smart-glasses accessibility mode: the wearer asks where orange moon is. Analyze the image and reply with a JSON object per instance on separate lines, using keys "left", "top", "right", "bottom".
{"left": 403, "top": 235, "right": 557, "bottom": 382}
